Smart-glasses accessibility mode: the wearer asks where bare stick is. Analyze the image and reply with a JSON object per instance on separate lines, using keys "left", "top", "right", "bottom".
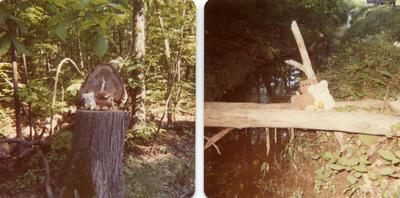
{"left": 204, "top": 137, "right": 221, "bottom": 155}
{"left": 37, "top": 147, "right": 54, "bottom": 198}
{"left": 1, "top": 138, "right": 45, "bottom": 146}
{"left": 204, "top": 128, "right": 234, "bottom": 149}
{"left": 50, "top": 58, "right": 82, "bottom": 135}
{"left": 265, "top": 128, "right": 270, "bottom": 156}
{"left": 285, "top": 21, "right": 317, "bottom": 80}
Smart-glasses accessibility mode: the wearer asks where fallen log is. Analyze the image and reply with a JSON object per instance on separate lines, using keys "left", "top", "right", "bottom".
{"left": 204, "top": 102, "right": 400, "bottom": 136}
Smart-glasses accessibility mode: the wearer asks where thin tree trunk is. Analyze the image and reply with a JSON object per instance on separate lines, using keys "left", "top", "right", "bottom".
{"left": 154, "top": 2, "right": 174, "bottom": 125}
{"left": 22, "top": 54, "right": 34, "bottom": 139}
{"left": 11, "top": 42, "right": 22, "bottom": 139}
{"left": 77, "top": 32, "right": 84, "bottom": 69}
{"left": 130, "top": 0, "right": 146, "bottom": 127}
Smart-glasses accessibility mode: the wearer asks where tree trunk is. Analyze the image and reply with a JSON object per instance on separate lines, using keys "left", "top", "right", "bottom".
{"left": 11, "top": 42, "right": 22, "bottom": 139}
{"left": 154, "top": 1, "right": 174, "bottom": 125}
{"left": 130, "top": 0, "right": 146, "bottom": 127}
{"left": 61, "top": 110, "right": 128, "bottom": 198}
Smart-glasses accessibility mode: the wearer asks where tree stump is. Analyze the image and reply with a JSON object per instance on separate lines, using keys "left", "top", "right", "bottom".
{"left": 61, "top": 110, "right": 129, "bottom": 198}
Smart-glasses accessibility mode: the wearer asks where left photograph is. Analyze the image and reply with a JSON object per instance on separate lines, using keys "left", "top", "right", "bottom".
{"left": 0, "top": 0, "right": 195, "bottom": 197}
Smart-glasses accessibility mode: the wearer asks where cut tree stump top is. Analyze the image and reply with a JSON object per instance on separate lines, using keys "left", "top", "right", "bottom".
{"left": 79, "top": 64, "right": 126, "bottom": 104}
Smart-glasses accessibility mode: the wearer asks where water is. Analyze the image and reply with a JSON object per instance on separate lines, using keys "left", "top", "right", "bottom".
{"left": 205, "top": 68, "right": 296, "bottom": 197}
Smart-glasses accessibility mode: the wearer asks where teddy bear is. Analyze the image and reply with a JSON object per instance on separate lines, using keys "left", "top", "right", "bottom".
{"left": 82, "top": 92, "right": 96, "bottom": 110}
{"left": 291, "top": 79, "right": 318, "bottom": 110}
{"left": 291, "top": 80, "right": 335, "bottom": 111}
{"left": 308, "top": 80, "right": 335, "bottom": 111}
{"left": 95, "top": 91, "right": 115, "bottom": 111}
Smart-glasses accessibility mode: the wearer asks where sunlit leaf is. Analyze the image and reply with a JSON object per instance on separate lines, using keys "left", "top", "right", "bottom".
{"left": 11, "top": 39, "right": 32, "bottom": 56}
{"left": 52, "top": 0, "right": 65, "bottom": 8}
{"left": 94, "top": 32, "right": 108, "bottom": 57}
{"left": 378, "top": 149, "right": 398, "bottom": 162}
{"left": 329, "top": 164, "right": 345, "bottom": 171}
{"left": 91, "top": 0, "right": 108, "bottom": 5}
{"left": 347, "top": 174, "right": 357, "bottom": 184}
{"left": 353, "top": 165, "right": 368, "bottom": 173}
{"left": 358, "top": 134, "right": 379, "bottom": 146}
{"left": 0, "top": 36, "right": 11, "bottom": 56}
{"left": 80, "top": 0, "right": 90, "bottom": 8}
{"left": 55, "top": 23, "right": 67, "bottom": 41}
{"left": 379, "top": 167, "right": 395, "bottom": 176}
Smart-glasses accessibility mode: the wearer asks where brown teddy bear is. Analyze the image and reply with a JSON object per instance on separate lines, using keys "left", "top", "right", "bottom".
{"left": 291, "top": 79, "right": 317, "bottom": 110}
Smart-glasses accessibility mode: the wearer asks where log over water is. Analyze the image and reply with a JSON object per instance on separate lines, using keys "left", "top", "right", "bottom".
{"left": 61, "top": 110, "right": 129, "bottom": 198}
{"left": 204, "top": 102, "right": 400, "bottom": 136}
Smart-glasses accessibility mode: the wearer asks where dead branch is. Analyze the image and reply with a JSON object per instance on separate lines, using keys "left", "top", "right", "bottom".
{"left": 37, "top": 147, "right": 54, "bottom": 198}
{"left": 204, "top": 128, "right": 234, "bottom": 150}
{"left": 1, "top": 138, "right": 46, "bottom": 146}
{"left": 285, "top": 21, "right": 317, "bottom": 80}
{"left": 204, "top": 137, "right": 221, "bottom": 155}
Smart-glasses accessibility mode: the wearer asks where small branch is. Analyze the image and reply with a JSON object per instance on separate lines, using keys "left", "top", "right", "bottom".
{"left": 50, "top": 58, "right": 82, "bottom": 135}
{"left": 204, "top": 137, "right": 221, "bottom": 155}
{"left": 204, "top": 128, "right": 234, "bottom": 150}
{"left": 265, "top": 128, "right": 270, "bottom": 156}
{"left": 37, "top": 147, "right": 54, "bottom": 198}
{"left": 1, "top": 138, "right": 45, "bottom": 146}
{"left": 284, "top": 60, "right": 305, "bottom": 72}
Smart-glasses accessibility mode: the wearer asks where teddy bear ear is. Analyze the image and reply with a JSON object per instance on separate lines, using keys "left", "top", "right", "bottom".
{"left": 320, "top": 80, "right": 328, "bottom": 87}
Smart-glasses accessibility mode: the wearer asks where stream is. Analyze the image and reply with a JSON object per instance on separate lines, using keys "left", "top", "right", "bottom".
{"left": 204, "top": 66, "right": 298, "bottom": 197}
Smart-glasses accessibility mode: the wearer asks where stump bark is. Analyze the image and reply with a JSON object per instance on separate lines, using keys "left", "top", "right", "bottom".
{"left": 61, "top": 110, "right": 129, "bottom": 198}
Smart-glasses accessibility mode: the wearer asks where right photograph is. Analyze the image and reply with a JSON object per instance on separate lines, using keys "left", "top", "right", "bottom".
{"left": 204, "top": 0, "right": 400, "bottom": 197}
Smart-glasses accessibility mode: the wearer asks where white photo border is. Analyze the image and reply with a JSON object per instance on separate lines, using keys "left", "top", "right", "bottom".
{"left": 192, "top": 0, "right": 207, "bottom": 197}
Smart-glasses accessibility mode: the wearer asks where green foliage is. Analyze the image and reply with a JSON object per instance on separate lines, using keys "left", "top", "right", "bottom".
{"left": 0, "top": 107, "right": 13, "bottom": 137}
{"left": 322, "top": 34, "right": 400, "bottom": 100}
{"left": 123, "top": 154, "right": 192, "bottom": 197}
{"left": 205, "top": 0, "right": 351, "bottom": 100}
{"left": 51, "top": 130, "right": 72, "bottom": 150}
{"left": 126, "top": 121, "right": 165, "bottom": 144}
{"left": 322, "top": 7, "right": 400, "bottom": 100}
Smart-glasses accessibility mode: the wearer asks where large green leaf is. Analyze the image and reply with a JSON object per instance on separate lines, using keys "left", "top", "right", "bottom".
{"left": 52, "top": 0, "right": 65, "bottom": 8}
{"left": 358, "top": 134, "right": 379, "bottom": 146}
{"left": 378, "top": 149, "right": 398, "bottom": 162}
{"left": 0, "top": 36, "right": 11, "bottom": 56}
{"left": 91, "top": 0, "right": 108, "bottom": 5}
{"left": 11, "top": 39, "right": 31, "bottom": 56}
{"left": 79, "top": 0, "right": 90, "bottom": 8}
{"left": 94, "top": 32, "right": 108, "bottom": 57}
{"left": 55, "top": 23, "right": 67, "bottom": 41}
{"left": 379, "top": 167, "right": 395, "bottom": 176}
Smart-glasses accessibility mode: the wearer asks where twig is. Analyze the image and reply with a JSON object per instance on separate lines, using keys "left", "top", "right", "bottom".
{"left": 204, "top": 128, "right": 234, "bottom": 150}
{"left": 265, "top": 128, "right": 270, "bottom": 156}
{"left": 1, "top": 138, "right": 45, "bottom": 146}
{"left": 204, "top": 137, "right": 221, "bottom": 155}
{"left": 37, "top": 147, "right": 54, "bottom": 198}
{"left": 50, "top": 58, "right": 82, "bottom": 135}
{"left": 149, "top": 91, "right": 174, "bottom": 155}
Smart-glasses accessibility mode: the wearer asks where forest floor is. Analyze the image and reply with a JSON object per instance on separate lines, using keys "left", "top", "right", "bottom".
{"left": 0, "top": 112, "right": 195, "bottom": 198}
{"left": 265, "top": 130, "right": 400, "bottom": 198}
